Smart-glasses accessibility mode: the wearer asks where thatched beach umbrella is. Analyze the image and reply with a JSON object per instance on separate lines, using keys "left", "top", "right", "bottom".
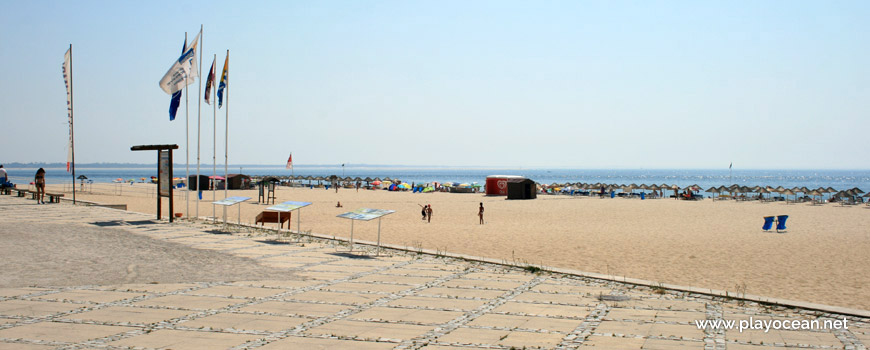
{"left": 782, "top": 189, "right": 796, "bottom": 204}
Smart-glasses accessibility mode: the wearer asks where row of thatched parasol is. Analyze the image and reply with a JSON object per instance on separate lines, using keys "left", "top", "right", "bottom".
{"left": 703, "top": 185, "right": 866, "bottom": 199}
{"left": 541, "top": 182, "right": 703, "bottom": 192}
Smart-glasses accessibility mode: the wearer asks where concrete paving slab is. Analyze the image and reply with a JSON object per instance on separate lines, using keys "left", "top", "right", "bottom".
{"left": 300, "top": 264, "right": 381, "bottom": 274}
{"left": 260, "top": 255, "right": 332, "bottom": 264}
{"left": 179, "top": 312, "right": 309, "bottom": 332}
{"left": 324, "top": 282, "right": 412, "bottom": 294}
{"left": 416, "top": 287, "right": 504, "bottom": 299}
{"left": 380, "top": 268, "right": 456, "bottom": 278}
{"left": 307, "top": 319, "right": 434, "bottom": 341}
{"left": 387, "top": 296, "right": 488, "bottom": 311}
{"left": 640, "top": 338, "right": 705, "bottom": 349}
{"left": 0, "top": 343, "right": 57, "bottom": 350}
{"left": 134, "top": 294, "right": 245, "bottom": 310}
{"left": 438, "top": 327, "right": 564, "bottom": 348}
{"left": 492, "top": 301, "right": 592, "bottom": 318}
{"left": 261, "top": 261, "right": 308, "bottom": 269}
{"left": 257, "top": 336, "right": 397, "bottom": 350}
{"left": 33, "top": 289, "right": 141, "bottom": 304}
{"left": 0, "top": 321, "right": 134, "bottom": 343}
{"left": 581, "top": 335, "right": 646, "bottom": 348}
{"left": 67, "top": 306, "right": 193, "bottom": 324}
{"left": 532, "top": 283, "right": 615, "bottom": 295}
{"left": 232, "top": 280, "right": 321, "bottom": 289}
{"left": 440, "top": 278, "right": 524, "bottom": 290}
{"left": 187, "top": 285, "right": 285, "bottom": 299}
{"left": 654, "top": 310, "right": 707, "bottom": 323}
{"left": 0, "top": 287, "right": 52, "bottom": 298}
{"left": 604, "top": 308, "right": 658, "bottom": 321}
{"left": 105, "top": 283, "right": 198, "bottom": 293}
{"left": 296, "top": 271, "right": 358, "bottom": 280}
{"left": 403, "top": 262, "right": 469, "bottom": 271}
{"left": 288, "top": 291, "right": 385, "bottom": 305}
{"left": 349, "top": 307, "right": 464, "bottom": 324}
{"left": 649, "top": 323, "right": 704, "bottom": 340}
{"left": 353, "top": 274, "right": 438, "bottom": 286}
{"left": 110, "top": 329, "right": 258, "bottom": 349}
{"left": 468, "top": 313, "right": 582, "bottom": 333}
{"left": 513, "top": 291, "right": 600, "bottom": 306}
{"left": 463, "top": 272, "right": 536, "bottom": 282}
{"left": 0, "top": 300, "right": 83, "bottom": 317}
{"left": 595, "top": 320, "right": 654, "bottom": 336}
{"left": 240, "top": 301, "right": 349, "bottom": 317}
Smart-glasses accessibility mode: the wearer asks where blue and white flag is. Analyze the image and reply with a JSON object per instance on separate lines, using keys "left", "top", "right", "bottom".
{"left": 169, "top": 38, "right": 186, "bottom": 121}
{"left": 159, "top": 30, "right": 200, "bottom": 95}
{"left": 217, "top": 53, "right": 228, "bottom": 108}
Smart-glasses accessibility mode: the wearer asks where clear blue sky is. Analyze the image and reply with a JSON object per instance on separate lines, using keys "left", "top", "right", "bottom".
{"left": 1, "top": 1, "right": 868, "bottom": 169}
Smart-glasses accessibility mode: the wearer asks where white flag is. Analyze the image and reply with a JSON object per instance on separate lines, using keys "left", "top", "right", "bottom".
{"left": 158, "top": 30, "right": 200, "bottom": 94}
{"left": 63, "top": 48, "right": 73, "bottom": 172}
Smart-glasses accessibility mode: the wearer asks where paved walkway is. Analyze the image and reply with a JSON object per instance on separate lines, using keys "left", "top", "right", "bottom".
{"left": 0, "top": 195, "right": 867, "bottom": 349}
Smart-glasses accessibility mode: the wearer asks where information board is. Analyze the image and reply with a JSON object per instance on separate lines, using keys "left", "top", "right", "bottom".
{"left": 266, "top": 201, "right": 312, "bottom": 212}
{"left": 337, "top": 208, "right": 395, "bottom": 221}
{"left": 213, "top": 196, "right": 251, "bottom": 206}
{"left": 159, "top": 150, "right": 170, "bottom": 197}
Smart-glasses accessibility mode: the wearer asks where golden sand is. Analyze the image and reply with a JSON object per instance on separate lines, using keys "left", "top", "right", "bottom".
{"left": 48, "top": 182, "right": 870, "bottom": 310}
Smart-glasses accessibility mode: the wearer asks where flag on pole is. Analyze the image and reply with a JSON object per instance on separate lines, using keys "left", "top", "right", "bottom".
{"left": 159, "top": 30, "right": 201, "bottom": 95}
{"left": 286, "top": 154, "right": 293, "bottom": 169}
{"left": 217, "top": 53, "right": 228, "bottom": 108}
{"left": 204, "top": 58, "right": 215, "bottom": 105}
{"left": 169, "top": 38, "right": 186, "bottom": 121}
{"left": 62, "top": 48, "right": 73, "bottom": 172}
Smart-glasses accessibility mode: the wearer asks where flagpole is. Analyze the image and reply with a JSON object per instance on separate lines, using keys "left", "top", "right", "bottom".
{"left": 224, "top": 50, "right": 229, "bottom": 224}
{"left": 184, "top": 32, "right": 190, "bottom": 220}
{"left": 69, "top": 44, "right": 76, "bottom": 205}
{"left": 196, "top": 24, "right": 203, "bottom": 221}
{"left": 212, "top": 53, "right": 217, "bottom": 223}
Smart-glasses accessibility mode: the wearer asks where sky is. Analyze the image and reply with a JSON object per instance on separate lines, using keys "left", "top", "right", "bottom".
{"left": 1, "top": 0, "right": 868, "bottom": 169}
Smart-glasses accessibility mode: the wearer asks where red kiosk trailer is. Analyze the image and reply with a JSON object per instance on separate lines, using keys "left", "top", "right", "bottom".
{"left": 485, "top": 175, "right": 527, "bottom": 196}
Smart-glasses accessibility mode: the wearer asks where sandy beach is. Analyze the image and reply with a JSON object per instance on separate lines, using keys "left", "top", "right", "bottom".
{"left": 45, "top": 182, "right": 870, "bottom": 310}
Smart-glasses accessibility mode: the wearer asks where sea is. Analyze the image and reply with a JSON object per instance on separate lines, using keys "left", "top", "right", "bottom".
{"left": 4, "top": 165, "right": 869, "bottom": 193}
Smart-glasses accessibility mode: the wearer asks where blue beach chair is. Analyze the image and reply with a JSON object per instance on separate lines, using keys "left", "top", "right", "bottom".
{"left": 776, "top": 215, "right": 788, "bottom": 233}
{"left": 762, "top": 216, "right": 775, "bottom": 231}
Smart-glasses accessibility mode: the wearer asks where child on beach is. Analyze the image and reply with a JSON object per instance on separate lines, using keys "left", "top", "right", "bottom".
{"left": 478, "top": 202, "right": 484, "bottom": 225}
{"left": 420, "top": 204, "right": 427, "bottom": 220}
{"left": 426, "top": 204, "right": 433, "bottom": 223}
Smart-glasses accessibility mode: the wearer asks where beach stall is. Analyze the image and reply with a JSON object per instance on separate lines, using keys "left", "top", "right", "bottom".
{"left": 486, "top": 175, "right": 526, "bottom": 196}
{"left": 507, "top": 178, "right": 537, "bottom": 200}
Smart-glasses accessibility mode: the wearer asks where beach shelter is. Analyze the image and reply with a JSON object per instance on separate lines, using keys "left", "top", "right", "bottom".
{"left": 258, "top": 176, "right": 280, "bottom": 204}
{"left": 226, "top": 174, "right": 251, "bottom": 190}
{"left": 507, "top": 178, "right": 536, "bottom": 200}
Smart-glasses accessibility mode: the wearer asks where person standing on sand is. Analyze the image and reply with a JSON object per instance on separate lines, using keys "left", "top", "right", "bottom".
{"left": 426, "top": 204, "right": 433, "bottom": 223}
{"left": 478, "top": 202, "right": 484, "bottom": 224}
{"left": 34, "top": 168, "right": 46, "bottom": 204}
{"left": 420, "top": 204, "right": 427, "bottom": 220}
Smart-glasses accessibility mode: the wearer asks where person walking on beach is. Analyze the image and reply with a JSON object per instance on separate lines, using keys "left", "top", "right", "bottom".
{"left": 34, "top": 168, "right": 46, "bottom": 204}
{"left": 420, "top": 204, "right": 427, "bottom": 220}
{"left": 426, "top": 204, "right": 433, "bottom": 223}
{"left": 478, "top": 202, "right": 484, "bottom": 225}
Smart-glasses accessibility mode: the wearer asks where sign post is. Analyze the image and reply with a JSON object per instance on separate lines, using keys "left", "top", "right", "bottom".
{"left": 132, "top": 144, "right": 178, "bottom": 222}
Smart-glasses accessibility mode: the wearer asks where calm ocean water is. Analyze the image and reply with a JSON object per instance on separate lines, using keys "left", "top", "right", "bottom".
{"left": 5, "top": 166, "right": 869, "bottom": 192}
